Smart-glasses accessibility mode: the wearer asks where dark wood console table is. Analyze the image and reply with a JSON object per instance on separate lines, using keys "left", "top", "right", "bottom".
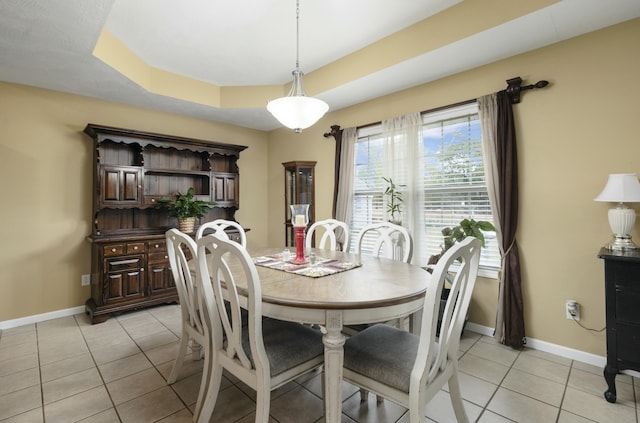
{"left": 598, "top": 248, "right": 640, "bottom": 403}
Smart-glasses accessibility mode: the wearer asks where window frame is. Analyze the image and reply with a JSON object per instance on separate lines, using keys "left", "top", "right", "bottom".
{"left": 350, "top": 103, "right": 501, "bottom": 278}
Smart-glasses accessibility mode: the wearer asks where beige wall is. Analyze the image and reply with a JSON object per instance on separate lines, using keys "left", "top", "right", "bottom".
{"left": 0, "top": 83, "right": 269, "bottom": 322}
{"left": 2, "top": 18, "right": 639, "bottom": 357}
{"left": 267, "top": 18, "right": 640, "bottom": 356}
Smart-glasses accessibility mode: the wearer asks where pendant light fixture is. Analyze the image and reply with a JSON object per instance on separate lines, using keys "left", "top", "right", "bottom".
{"left": 267, "top": 0, "right": 329, "bottom": 133}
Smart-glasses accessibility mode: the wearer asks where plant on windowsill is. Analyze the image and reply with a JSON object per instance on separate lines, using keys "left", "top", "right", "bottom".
{"left": 428, "top": 218, "right": 496, "bottom": 264}
{"left": 158, "top": 187, "right": 217, "bottom": 233}
{"left": 383, "top": 177, "right": 404, "bottom": 225}
{"left": 427, "top": 218, "right": 496, "bottom": 335}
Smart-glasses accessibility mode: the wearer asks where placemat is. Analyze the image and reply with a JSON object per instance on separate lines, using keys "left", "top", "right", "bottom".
{"left": 253, "top": 254, "right": 361, "bottom": 278}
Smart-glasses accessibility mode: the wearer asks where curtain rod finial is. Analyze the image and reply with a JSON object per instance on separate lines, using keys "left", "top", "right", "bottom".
{"left": 534, "top": 80, "right": 549, "bottom": 89}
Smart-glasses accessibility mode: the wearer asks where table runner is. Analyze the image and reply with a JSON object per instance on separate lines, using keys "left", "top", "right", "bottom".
{"left": 253, "top": 254, "right": 361, "bottom": 278}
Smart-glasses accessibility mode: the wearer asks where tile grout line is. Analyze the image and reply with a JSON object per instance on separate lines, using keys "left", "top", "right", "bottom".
{"left": 35, "top": 322, "right": 46, "bottom": 423}
{"left": 474, "top": 340, "right": 521, "bottom": 423}
{"left": 117, "top": 311, "right": 196, "bottom": 422}
{"left": 72, "top": 314, "right": 124, "bottom": 422}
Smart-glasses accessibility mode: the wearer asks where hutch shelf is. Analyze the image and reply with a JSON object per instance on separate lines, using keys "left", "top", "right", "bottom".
{"left": 84, "top": 124, "right": 247, "bottom": 323}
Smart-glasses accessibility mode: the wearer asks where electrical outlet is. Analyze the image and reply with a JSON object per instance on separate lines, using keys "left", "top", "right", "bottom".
{"left": 81, "top": 274, "right": 90, "bottom": 286}
{"left": 566, "top": 300, "right": 580, "bottom": 321}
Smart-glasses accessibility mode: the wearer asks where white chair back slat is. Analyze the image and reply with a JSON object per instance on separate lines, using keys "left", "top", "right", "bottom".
{"left": 354, "top": 222, "right": 413, "bottom": 263}
{"left": 195, "top": 219, "right": 247, "bottom": 247}
{"left": 305, "top": 218, "right": 351, "bottom": 252}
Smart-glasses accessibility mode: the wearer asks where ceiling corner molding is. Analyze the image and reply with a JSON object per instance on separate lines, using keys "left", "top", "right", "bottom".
{"left": 92, "top": 29, "right": 286, "bottom": 110}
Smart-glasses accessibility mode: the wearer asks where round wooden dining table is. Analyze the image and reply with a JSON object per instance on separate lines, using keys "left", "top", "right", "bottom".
{"left": 242, "top": 247, "right": 430, "bottom": 423}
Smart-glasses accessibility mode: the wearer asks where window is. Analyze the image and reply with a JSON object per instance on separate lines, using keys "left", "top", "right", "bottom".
{"left": 349, "top": 103, "right": 501, "bottom": 272}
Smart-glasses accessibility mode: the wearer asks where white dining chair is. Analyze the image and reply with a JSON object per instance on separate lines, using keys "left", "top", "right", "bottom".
{"left": 195, "top": 218, "right": 247, "bottom": 247}
{"left": 305, "top": 218, "right": 351, "bottom": 252}
{"left": 348, "top": 221, "right": 414, "bottom": 335}
{"left": 354, "top": 221, "right": 412, "bottom": 263}
{"left": 195, "top": 234, "right": 325, "bottom": 423}
{"left": 165, "top": 229, "right": 210, "bottom": 422}
{"left": 342, "top": 237, "right": 481, "bottom": 423}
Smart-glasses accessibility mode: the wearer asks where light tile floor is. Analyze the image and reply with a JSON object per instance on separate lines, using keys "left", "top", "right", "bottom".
{"left": 0, "top": 305, "right": 637, "bottom": 423}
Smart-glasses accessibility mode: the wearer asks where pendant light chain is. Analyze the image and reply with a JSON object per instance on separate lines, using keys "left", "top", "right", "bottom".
{"left": 295, "top": 0, "right": 300, "bottom": 71}
{"left": 266, "top": 0, "right": 329, "bottom": 133}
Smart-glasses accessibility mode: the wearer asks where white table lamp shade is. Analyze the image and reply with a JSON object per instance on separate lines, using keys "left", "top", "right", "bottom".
{"left": 595, "top": 173, "right": 640, "bottom": 250}
{"left": 594, "top": 174, "right": 640, "bottom": 203}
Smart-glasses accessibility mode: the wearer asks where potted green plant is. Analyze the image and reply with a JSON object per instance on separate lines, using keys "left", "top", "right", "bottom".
{"left": 427, "top": 218, "right": 496, "bottom": 335}
{"left": 383, "top": 177, "right": 404, "bottom": 224}
{"left": 428, "top": 218, "right": 496, "bottom": 264}
{"left": 159, "top": 187, "right": 216, "bottom": 233}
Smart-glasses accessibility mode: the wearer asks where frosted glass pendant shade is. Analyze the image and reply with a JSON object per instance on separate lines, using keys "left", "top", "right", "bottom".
{"left": 266, "top": 1, "right": 329, "bottom": 133}
{"left": 267, "top": 69, "right": 328, "bottom": 133}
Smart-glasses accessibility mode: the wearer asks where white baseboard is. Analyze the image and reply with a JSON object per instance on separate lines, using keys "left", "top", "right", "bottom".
{"left": 0, "top": 306, "right": 86, "bottom": 330}
{"left": 465, "top": 322, "right": 607, "bottom": 368}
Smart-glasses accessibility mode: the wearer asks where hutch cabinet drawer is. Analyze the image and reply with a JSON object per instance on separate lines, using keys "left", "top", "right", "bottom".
{"left": 149, "top": 240, "right": 167, "bottom": 251}
{"left": 105, "top": 255, "right": 145, "bottom": 272}
{"left": 144, "top": 196, "right": 163, "bottom": 206}
{"left": 103, "top": 243, "right": 146, "bottom": 256}
{"left": 126, "top": 242, "right": 146, "bottom": 254}
{"left": 148, "top": 252, "right": 169, "bottom": 264}
{"left": 104, "top": 244, "right": 125, "bottom": 256}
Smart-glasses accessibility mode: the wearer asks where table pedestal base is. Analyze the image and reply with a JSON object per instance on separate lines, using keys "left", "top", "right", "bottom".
{"left": 323, "top": 310, "right": 346, "bottom": 423}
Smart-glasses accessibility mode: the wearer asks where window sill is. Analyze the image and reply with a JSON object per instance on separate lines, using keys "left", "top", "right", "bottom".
{"left": 478, "top": 266, "right": 499, "bottom": 280}
{"left": 425, "top": 264, "right": 499, "bottom": 281}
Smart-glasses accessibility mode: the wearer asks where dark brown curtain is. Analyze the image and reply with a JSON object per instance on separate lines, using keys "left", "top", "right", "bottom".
{"left": 324, "top": 125, "right": 343, "bottom": 218}
{"left": 496, "top": 90, "right": 525, "bottom": 349}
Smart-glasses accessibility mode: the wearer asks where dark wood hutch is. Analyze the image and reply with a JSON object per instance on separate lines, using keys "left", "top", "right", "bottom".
{"left": 84, "top": 124, "right": 247, "bottom": 323}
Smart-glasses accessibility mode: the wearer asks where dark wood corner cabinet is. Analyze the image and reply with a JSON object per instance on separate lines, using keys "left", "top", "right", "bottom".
{"left": 598, "top": 248, "right": 640, "bottom": 403}
{"left": 282, "top": 161, "right": 316, "bottom": 247}
{"left": 84, "top": 124, "right": 247, "bottom": 323}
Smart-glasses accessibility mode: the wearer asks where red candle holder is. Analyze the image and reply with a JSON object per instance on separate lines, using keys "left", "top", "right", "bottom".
{"left": 289, "top": 204, "right": 309, "bottom": 265}
{"left": 291, "top": 226, "right": 307, "bottom": 264}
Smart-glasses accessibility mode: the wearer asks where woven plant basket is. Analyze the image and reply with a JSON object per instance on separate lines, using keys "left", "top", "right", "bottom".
{"left": 178, "top": 217, "right": 196, "bottom": 234}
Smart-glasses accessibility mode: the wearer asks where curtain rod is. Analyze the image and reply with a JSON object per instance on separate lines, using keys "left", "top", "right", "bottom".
{"left": 324, "top": 76, "right": 549, "bottom": 136}
{"left": 506, "top": 76, "right": 549, "bottom": 104}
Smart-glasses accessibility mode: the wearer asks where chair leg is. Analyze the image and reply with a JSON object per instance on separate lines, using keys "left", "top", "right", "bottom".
{"left": 192, "top": 341, "right": 211, "bottom": 422}
{"left": 191, "top": 339, "right": 202, "bottom": 361}
{"left": 448, "top": 371, "right": 469, "bottom": 423}
{"left": 197, "top": 361, "right": 223, "bottom": 423}
{"left": 167, "top": 329, "right": 190, "bottom": 384}
{"left": 255, "top": 386, "right": 271, "bottom": 423}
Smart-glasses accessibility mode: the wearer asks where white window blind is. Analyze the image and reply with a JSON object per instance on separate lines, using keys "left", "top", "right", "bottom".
{"left": 350, "top": 103, "right": 501, "bottom": 270}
